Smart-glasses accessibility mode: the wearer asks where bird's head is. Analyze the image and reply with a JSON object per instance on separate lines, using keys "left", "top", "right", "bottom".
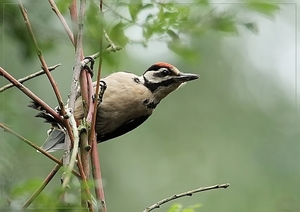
{"left": 142, "top": 62, "right": 200, "bottom": 100}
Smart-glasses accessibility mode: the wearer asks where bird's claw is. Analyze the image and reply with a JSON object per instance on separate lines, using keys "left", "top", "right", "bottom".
{"left": 83, "top": 56, "right": 95, "bottom": 77}
{"left": 92, "top": 80, "right": 107, "bottom": 104}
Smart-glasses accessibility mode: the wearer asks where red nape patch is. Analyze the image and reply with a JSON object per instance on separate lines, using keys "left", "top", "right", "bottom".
{"left": 154, "top": 62, "right": 174, "bottom": 69}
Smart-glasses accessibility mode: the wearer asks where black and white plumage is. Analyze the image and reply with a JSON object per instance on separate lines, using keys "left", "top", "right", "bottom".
{"left": 31, "top": 62, "right": 199, "bottom": 152}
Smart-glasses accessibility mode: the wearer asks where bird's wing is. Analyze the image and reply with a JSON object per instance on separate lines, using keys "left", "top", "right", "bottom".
{"left": 40, "top": 128, "right": 65, "bottom": 152}
{"left": 97, "top": 115, "right": 150, "bottom": 142}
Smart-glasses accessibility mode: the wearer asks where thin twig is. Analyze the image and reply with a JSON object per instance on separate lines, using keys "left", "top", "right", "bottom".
{"left": 103, "top": 29, "right": 122, "bottom": 52}
{"left": 18, "top": 2, "right": 67, "bottom": 120}
{"left": 0, "top": 67, "right": 63, "bottom": 123}
{"left": 143, "top": 183, "right": 230, "bottom": 212}
{"left": 0, "top": 64, "right": 61, "bottom": 93}
{"left": 22, "top": 163, "right": 61, "bottom": 208}
{"left": 18, "top": 2, "right": 75, "bottom": 163}
{"left": 48, "top": 0, "right": 75, "bottom": 45}
{"left": 69, "top": 0, "right": 78, "bottom": 49}
{"left": 91, "top": 135, "right": 106, "bottom": 211}
{"left": 103, "top": 3, "right": 141, "bottom": 26}
{"left": 0, "top": 122, "right": 80, "bottom": 178}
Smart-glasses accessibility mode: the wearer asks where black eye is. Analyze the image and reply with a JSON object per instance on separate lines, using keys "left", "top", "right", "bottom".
{"left": 161, "top": 69, "right": 170, "bottom": 76}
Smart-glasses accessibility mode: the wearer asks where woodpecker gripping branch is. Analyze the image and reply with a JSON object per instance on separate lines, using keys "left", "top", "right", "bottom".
{"left": 31, "top": 62, "right": 200, "bottom": 152}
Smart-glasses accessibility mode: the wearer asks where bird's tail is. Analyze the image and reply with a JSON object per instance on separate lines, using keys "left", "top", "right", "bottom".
{"left": 40, "top": 128, "right": 65, "bottom": 152}
{"left": 29, "top": 101, "right": 66, "bottom": 152}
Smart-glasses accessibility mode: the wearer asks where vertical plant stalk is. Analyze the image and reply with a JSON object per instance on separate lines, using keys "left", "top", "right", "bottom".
{"left": 76, "top": 154, "right": 94, "bottom": 212}
{"left": 68, "top": 0, "right": 94, "bottom": 208}
{"left": 89, "top": 0, "right": 107, "bottom": 211}
{"left": 61, "top": 110, "right": 80, "bottom": 189}
{"left": 90, "top": 51, "right": 107, "bottom": 212}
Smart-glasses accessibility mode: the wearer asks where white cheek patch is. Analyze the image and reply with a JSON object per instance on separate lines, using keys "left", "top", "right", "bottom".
{"left": 144, "top": 70, "right": 173, "bottom": 83}
{"left": 144, "top": 71, "right": 159, "bottom": 83}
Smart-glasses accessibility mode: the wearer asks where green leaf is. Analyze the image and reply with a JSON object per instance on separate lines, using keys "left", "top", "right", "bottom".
{"left": 128, "top": 0, "right": 143, "bottom": 21}
{"left": 168, "top": 41, "right": 200, "bottom": 63}
{"left": 196, "top": 0, "right": 209, "bottom": 5}
{"left": 143, "top": 25, "right": 154, "bottom": 40}
{"left": 142, "top": 3, "right": 154, "bottom": 10}
{"left": 10, "top": 179, "right": 43, "bottom": 197}
{"left": 182, "top": 204, "right": 203, "bottom": 212}
{"left": 56, "top": 0, "right": 73, "bottom": 13}
{"left": 110, "top": 22, "right": 129, "bottom": 47}
{"left": 167, "top": 203, "right": 183, "bottom": 212}
{"left": 246, "top": 2, "right": 280, "bottom": 17}
{"left": 212, "top": 15, "right": 238, "bottom": 34}
{"left": 85, "top": 2, "right": 104, "bottom": 39}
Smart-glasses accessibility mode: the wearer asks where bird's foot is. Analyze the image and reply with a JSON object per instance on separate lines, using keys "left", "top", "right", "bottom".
{"left": 83, "top": 56, "right": 95, "bottom": 77}
{"left": 92, "top": 80, "right": 107, "bottom": 104}
{"left": 99, "top": 80, "right": 107, "bottom": 103}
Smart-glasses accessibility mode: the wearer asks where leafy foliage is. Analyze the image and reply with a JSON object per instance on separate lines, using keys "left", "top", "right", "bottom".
{"left": 245, "top": 1, "right": 280, "bottom": 17}
{"left": 0, "top": 0, "right": 280, "bottom": 60}
{"left": 0, "top": 0, "right": 284, "bottom": 211}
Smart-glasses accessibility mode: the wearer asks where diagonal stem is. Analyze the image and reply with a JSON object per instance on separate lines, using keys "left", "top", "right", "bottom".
{"left": 48, "top": 0, "right": 75, "bottom": 45}
{"left": 0, "top": 64, "right": 61, "bottom": 93}
{"left": 0, "top": 122, "right": 80, "bottom": 178}
{"left": 22, "top": 163, "right": 61, "bottom": 209}
{"left": 143, "top": 183, "right": 230, "bottom": 212}
{"left": 0, "top": 67, "right": 62, "bottom": 123}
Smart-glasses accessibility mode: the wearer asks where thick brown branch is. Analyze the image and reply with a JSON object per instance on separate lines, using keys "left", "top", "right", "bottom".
{"left": 74, "top": 0, "right": 91, "bottom": 181}
{"left": 0, "top": 64, "right": 61, "bottom": 93}
{"left": 143, "top": 183, "right": 230, "bottom": 212}
{"left": 69, "top": 0, "right": 78, "bottom": 49}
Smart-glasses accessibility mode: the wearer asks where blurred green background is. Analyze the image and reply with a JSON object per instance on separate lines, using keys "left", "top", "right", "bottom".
{"left": 0, "top": 0, "right": 299, "bottom": 211}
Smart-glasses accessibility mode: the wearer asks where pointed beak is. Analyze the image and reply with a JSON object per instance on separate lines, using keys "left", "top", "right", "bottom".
{"left": 174, "top": 72, "right": 200, "bottom": 82}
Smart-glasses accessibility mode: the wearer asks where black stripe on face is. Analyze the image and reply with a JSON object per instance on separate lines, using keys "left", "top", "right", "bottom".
{"left": 145, "top": 64, "right": 163, "bottom": 72}
{"left": 146, "top": 66, "right": 176, "bottom": 78}
{"left": 143, "top": 77, "right": 177, "bottom": 92}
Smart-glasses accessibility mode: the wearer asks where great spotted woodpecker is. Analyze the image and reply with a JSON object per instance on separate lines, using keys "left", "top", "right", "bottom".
{"left": 30, "top": 62, "right": 199, "bottom": 152}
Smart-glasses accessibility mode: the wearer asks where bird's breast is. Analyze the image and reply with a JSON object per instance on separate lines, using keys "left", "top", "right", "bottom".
{"left": 96, "top": 72, "right": 154, "bottom": 134}
{"left": 74, "top": 72, "right": 155, "bottom": 135}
